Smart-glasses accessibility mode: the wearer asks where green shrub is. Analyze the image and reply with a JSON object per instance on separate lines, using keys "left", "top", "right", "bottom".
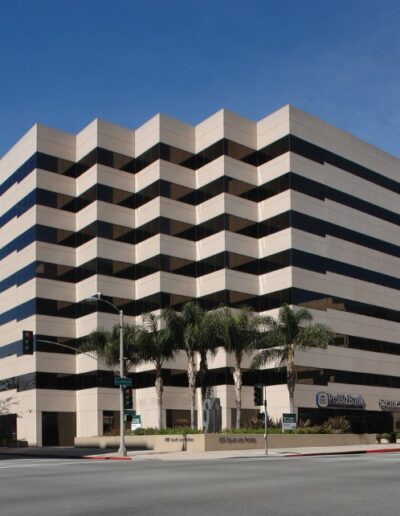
{"left": 296, "top": 426, "right": 327, "bottom": 434}
{"left": 104, "top": 427, "right": 203, "bottom": 436}
{"left": 127, "top": 427, "right": 203, "bottom": 435}
{"left": 104, "top": 428, "right": 120, "bottom": 437}
{"left": 221, "top": 427, "right": 283, "bottom": 434}
{"left": 322, "top": 416, "right": 351, "bottom": 433}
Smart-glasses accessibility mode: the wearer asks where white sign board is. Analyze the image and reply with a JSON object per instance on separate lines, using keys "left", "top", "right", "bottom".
{"left": 131, "top": 415, "right": 142, "bottom": 431}
{"left": 282, "top": 413, "right": 297, "bottom": 431}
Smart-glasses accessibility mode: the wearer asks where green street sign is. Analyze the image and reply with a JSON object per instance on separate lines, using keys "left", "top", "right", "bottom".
{"left": 114, "top": 376, "right": 132, "bottom": 386}
{"left": 124, "top": 409, "right": 136, "bottom": 416}
{"left": 124, "top": 409, "right": 136, "bottom": 422}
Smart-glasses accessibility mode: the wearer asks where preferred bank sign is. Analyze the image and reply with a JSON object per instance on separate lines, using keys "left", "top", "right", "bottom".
{"left": 316, "top": 392, "right": 365, "bottom": 409}
{"left": 379, "top": 399, "right": 400, "bottom": 411}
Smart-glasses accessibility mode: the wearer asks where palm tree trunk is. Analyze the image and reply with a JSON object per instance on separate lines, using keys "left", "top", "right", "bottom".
{"left": 233, "top": 365, "right": 242, "bottom": 429}
{"left": 199, "top": 351, "right": 208, "bottom": 402}
{"left": 187, "top": 353, "right": 196, "bottom": 429}
{"left": 287, "top": 349, "right": 296, "bottom": 414}
{"left": 155, "top": 367, "right": 163, "bottom": 430}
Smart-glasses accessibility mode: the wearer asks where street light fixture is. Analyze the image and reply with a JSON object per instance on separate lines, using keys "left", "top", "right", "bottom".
{"left": 84, "top": 293, "right": 127, "bottom": 457}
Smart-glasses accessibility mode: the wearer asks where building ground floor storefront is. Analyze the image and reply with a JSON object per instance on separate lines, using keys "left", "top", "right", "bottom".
{"left": 297, "top": 408, "right": 394, "bottom": 434}
{"left": 2, "top": 383, "right": 400, "bottom": 446}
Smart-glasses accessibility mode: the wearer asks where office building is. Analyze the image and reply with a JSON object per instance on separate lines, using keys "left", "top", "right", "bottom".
{"left": 1, "top": 106, "right": 399, "bottom": 445}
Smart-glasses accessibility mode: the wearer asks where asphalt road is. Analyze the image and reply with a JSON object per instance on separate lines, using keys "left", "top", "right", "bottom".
{"left": 0, "top": 454, "right": 399, "bottom": 516}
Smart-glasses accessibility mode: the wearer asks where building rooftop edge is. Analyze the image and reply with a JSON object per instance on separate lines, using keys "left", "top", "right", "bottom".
{"left": 1, "top": 104, "right": 399, "bottom": 164}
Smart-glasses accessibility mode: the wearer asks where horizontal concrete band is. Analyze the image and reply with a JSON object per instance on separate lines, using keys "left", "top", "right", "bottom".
{"left": 3, "top": 249, "right": 400, "bottom": 296}
{"left": 3, "top": 172, "right": 400, "bottom": 231}
{"left": 3, "top": 287, "right": 400, "bottom": 326}
{"left": 3, "top": 211, "right": 400, "bottom": 264}
{"left": 2, "top": 133, "right": 400, "bottom": 196}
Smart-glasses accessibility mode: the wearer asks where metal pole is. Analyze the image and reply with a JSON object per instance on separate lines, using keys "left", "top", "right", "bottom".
{"left": 118, "top": 309, "right": 127, "bottom": 457}
{"left": 264, "top": 386, "right": 268, "bottom": 456}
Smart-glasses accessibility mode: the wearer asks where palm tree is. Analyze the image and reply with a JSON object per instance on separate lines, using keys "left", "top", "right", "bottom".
{"left": 197, "top": 309, "right": 227, "bottom": 402}
{"left": 83, "top": 319, "right": 177, "bottom": 430}
{"left": 219, "top": 306, "right": 265, "bottom": 429}
{"left": 137, "top": 312, "right": 178, "bottom": 430}
{"left": 163, "top": 301, "right": 224, "bottom": 429}
{"left": 82, "top": 324, "right": 142, "bottom": 371}
{"left": 252, "top": 304, "right": 332, "bottom": 413}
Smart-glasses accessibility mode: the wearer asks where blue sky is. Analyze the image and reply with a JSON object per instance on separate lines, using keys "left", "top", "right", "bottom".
{"left": 1, "top": 0, "right": 399, "bottom": 157}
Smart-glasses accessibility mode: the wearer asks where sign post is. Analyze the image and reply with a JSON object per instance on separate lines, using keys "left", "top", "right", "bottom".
{"left": 264, "top": 386, "right": 268, "bottom": 456}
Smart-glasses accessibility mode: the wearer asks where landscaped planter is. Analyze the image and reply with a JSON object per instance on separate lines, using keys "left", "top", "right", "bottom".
{"left": 75, "top": 433, "right": 378, "bottom": 452}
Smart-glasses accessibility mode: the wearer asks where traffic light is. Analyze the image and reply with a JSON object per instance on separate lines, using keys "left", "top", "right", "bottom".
{"left": 22, "top": 330, "right": 34, "bottom": 355}
{"left": 123, "top": 387, "right": 133, "bottom": 409}
{"left": 253, "top": 384, "right": 264, "bottom": 406}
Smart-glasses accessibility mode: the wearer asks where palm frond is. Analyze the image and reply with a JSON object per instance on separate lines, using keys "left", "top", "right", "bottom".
{"left": 294, "top": 307, "right": 313, "bottom": 325}
{"left": 161, "top": 307, "right": 185, "bottom": 349}
{"left": 81, "top": 328, "right": 119, "bottom": 367}
{"left": 295, "top": 324, "right": 333, "bottom": 350}
{"left": 251, "top": 346, "right": 285, "bottom": 368}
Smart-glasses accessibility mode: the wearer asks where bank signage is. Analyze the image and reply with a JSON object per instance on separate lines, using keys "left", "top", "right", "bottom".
{"left": 379, "top": 399, "right": 400, "bottom": 411}
{"left": 316, "top": 392, "right": 365, "bottom": 409}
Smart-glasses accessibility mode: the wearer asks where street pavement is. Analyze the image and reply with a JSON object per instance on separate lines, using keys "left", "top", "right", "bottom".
{"left": 0, "top": 453, "right": 400, "bottom": 515}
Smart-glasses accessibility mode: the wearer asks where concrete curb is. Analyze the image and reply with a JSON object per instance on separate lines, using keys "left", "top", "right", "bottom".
{"left": 283, "top": 447, "right": 400, "bottom": 457}
{"left": 0, "top": 451, "right": 128, "bottom": 461}
{"left": 0, "top": 453, "right": 86, "bottom": 460}
{"left": 1, "top": 446, "right": 399, "bottom": 462}
{"left": 83, "top": 455, "right": 132, "bottom": 461}
{"left": 0, "top": 452, "right": 132, "bottom": 461}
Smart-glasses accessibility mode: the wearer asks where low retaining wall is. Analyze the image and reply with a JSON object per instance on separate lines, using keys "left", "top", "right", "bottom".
{"left": 75, "top": 433, "right": 378, "bottom": 452}
{"left": 74, "top": 435, "right": 187, "bottom": 452}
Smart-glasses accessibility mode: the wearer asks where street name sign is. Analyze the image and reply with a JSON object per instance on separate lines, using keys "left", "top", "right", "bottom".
{"left": 114, "top": 377, "right": 132, "bottom": 386}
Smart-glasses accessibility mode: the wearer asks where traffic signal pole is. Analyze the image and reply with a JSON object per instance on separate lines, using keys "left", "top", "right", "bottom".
{"left": 264, "top": 386, "right": 268, "bottom": 456}
{"left": 118, "top": 309, "right": 127, "bottom": 457}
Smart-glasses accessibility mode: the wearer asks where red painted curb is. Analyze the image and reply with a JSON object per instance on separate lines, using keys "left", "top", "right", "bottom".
{"left": 366, "top": 447, "right": 400, "bottom": 454}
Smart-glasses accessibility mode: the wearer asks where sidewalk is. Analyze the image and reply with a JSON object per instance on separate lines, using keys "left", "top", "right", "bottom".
{"left": 1, "top": 443, "right": 400, "bottom": 461}
{"left": 122, "top": 443, "right": 400, "bottom": 461}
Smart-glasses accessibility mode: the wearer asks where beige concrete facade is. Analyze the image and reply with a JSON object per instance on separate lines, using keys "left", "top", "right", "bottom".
{"left": 1, "top": 105, "right": 400, "bottom": 445}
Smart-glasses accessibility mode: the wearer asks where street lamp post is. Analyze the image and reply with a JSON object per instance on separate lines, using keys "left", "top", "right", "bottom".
{"left": 85, "top": 293, "right": 127, "bottom": 457}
